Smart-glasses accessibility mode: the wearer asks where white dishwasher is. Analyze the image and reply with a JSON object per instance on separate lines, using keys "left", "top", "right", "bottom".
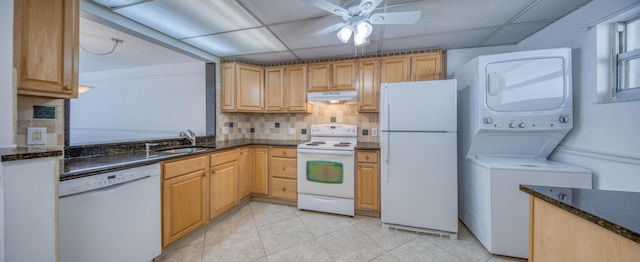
{"left": 59, "top": 163, "right": 161, "bottom": 262}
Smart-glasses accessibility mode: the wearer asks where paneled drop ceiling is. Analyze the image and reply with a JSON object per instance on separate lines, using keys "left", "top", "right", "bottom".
{"left": 85, "top": 0, "right": 593, "bottom": 64}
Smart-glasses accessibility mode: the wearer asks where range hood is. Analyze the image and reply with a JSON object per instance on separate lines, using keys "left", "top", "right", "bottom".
{"left": 307, "top": 91, "right": 357, "bottom": 104}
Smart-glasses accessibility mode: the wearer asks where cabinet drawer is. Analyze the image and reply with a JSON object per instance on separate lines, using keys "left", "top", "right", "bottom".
{"left": 163, "top": 156, "right": 207, "bottom": 179}
{"left": 271, "top": 158, "right": 297, "bottom": 179}
{"left": 271, "top": 178, "right": 297, "bottom": 200}
{"left": 210, "top": 149, "right": 237, "bottom": 167}
{"left": 357, "top": 151, "right": 379, "bottom": 163}
{"left": 271, "top": 147, "right": 297, "bottom": 158}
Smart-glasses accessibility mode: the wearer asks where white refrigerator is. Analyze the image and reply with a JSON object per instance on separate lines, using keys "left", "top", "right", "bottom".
{"left": 380, "top": 80, "right": 458, "bottom": 237}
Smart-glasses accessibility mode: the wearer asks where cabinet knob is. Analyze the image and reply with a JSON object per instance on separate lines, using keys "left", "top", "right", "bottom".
{"left": 63, "top": 85, "right": 71, "bottom": 91}
{"left": 282, "top": 167, "right": 286, "bottom": 171}
{"left": 282, "top": 187, "right": 286, "bottom": 192}
{"left": 365, "top": 156, "right": 369, "bottom": 160}
{"left": 283, "top": 151, "right": 286, "bottom": 155}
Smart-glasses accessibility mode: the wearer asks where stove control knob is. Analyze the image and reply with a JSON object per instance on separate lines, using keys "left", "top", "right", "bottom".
{"left": 509, "top": 122, "right": 517, "bottom": 128}
{"left": 482, "top": 117, "right": 492, "bottom": 124}
{"left": 559, "top": 115, "right": 569, "bottom": 123}
{"left": 518, "top": 122, "right": 526, "bottom": 128}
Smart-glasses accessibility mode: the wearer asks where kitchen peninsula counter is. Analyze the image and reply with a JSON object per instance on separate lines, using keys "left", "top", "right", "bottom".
{"left": 521, "top": 185, "right": 640, "bottom": 261}
{"left": 62, "top": 139, "right": 379, "bottom": 180}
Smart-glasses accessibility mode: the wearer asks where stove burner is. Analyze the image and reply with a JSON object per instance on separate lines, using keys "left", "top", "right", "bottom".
{"left": 333, "top": 143, "right": 351, "bottom": 147}
{"left": 306, "top": 143, "right": 319, "bottom": 146}
{"left": 306, "top": 141, "right": 327, "bottom": 146}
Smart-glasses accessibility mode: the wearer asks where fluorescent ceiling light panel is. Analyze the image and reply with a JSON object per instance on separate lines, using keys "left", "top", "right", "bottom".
{"left": 115, "top": 0, "right": 261, "bottom": 39}
{"left": 183, "top": 28, "right": 287, "bottom": 57}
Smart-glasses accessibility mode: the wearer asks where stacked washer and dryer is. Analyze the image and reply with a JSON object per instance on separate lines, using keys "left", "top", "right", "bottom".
{"left": 454, "top": 48, "right": 592, "bottom": 259}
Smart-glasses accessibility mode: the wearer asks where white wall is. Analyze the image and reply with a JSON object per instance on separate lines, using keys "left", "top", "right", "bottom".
{"left": 446, "top": 45, "right": 516, "bottom": 78}
{"left": 0, "top": 0, "right": 15, "bottom": 149}
{"left": 517, "top": 0, "right": 640, "bottom": 191}
{"left": 71, "top": 62, "right": 206, "bottom": 144}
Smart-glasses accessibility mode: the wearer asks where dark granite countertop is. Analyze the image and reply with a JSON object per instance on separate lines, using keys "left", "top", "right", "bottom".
{"left": 1, "top": 147, "right": 62, "bottom": 162}
{"left": 520, "top": 185, "right": 640, "bottom": 244}
{"left": 356, "top": 142, "right": 380, "bottom": 150}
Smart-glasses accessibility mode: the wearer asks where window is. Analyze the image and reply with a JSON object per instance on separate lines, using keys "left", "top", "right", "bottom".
{"left": 612, "top": 15, "right": 640, "bottom": 101}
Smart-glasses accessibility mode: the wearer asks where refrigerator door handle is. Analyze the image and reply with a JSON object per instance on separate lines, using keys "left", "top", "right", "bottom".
{"left": 384, "top": 132, "right": 390, "bottom": 182}
{"left": 383, "top": 86, "right": 390, "bottom": 182}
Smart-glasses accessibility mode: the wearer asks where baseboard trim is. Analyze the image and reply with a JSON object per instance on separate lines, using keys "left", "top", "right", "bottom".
{"left": 553, "top": 146, "right": 640, "bottom": 165}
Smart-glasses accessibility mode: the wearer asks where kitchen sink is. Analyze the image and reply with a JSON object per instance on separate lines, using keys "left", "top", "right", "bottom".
{"left": 157, "top": 146, "right": 213, "bottom": 154}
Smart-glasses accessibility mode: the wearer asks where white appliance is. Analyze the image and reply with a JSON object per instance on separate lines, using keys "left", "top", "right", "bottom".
{"left": 59, "top": 164, "right": 161, "bottom": 262}
{"left": 380, "top": 80, "right": 459, "bottom": 238}
{"left": 297, "top": 124, "right": 357, "bottom": 216}
{"left": 454, "top": 48, "right": 593, "bottom": 259}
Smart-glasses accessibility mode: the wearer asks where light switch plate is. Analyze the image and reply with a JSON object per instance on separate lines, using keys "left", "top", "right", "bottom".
{"left": 372, "top": 128, "right": 378, "bottom": 137}
{"left": 27, "top": 127, "right": 46, "bottom": 145}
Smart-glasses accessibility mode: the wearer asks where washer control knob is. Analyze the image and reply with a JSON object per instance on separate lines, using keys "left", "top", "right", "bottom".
{"left": 482, "top": 117, "right": 493, "bottom": 124}
{"left": 509, "top": 122, "right": 517, "bottom": 128}
{"left": 72, "top": 186, "right": 80, "bottom": 192}
{"left": 559, "top": 115, "right": 569, "bottom": 123}
{"left": 518, "top": 122, "right": 526, "bottom": 128}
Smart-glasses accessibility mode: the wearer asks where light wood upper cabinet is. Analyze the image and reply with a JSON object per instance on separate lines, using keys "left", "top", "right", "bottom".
{"left": 220, "top": 63, "right": 236, "bottom": 111}
{"left": 285, "top": 64, "right": 311, "bottom": 112}
{"left": 14, "top": 0, "right": 79, "bottom": 98}
{"left": 381, "top": 57, "right": 410, "bottom": 83}
{"left": 411, "top": 53, "right": 442, "bottom": 81}
{"left": 236, "top": 64, "right": 265, "bottom": 112}
{"left": 252, "top": 147, "right": 269, "bottom": 195}
{"left": 333, "top": 61, "right": 357, "bottom": 91}
{"left": 265, "top": 67, "right": 285, "bottom": 111}
{"left": 161, "top": 156, "right": 208, "bottom": 248}
{"left": 355, "top": 151, "right": 380, "bottom": 212}
{"left": 308, "top": 63, "right": 331, "bottom": 92}
{"left": 237, "top": 147, "right": 252, "bottom": 200}
{"left": 357, "top": 59, "right": 380, "bottom": 112}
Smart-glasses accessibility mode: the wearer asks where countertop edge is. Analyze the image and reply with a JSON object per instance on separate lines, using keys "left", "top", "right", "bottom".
{"left": 1, "top": 149, "right": 63, "bottom": 162}
{"left": 520, "top": 185, "right": 640, "bottom": 245}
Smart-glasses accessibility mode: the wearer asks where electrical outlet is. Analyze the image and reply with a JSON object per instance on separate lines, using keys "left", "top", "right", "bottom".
{"left": 27, "top": 127, "right": 46, "bottom": 145}
{"left": 372, "top": 128, "right": 378, "bottom": 137}
{"left": 288, "top": 128, "right": 295, "bottom": 135}
{"left": 221, "top": 127, "right": 229, "bottom": 134}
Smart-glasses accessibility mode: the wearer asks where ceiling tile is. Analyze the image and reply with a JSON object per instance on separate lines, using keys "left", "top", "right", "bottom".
{"left": 513, "top": 0, "right": 593, "bottom": 23}
{"left": 480, "top": 22, "right": 552, "bottom": 46}
{"left": 382, "top": 0, "right": 537, "bottom": 38}
{"left": 239, "top": 0, "right": 335, "bottom": 24}
{"left": 227, "top": 51, "right": 300, "bottom": 63}
{"left": 379, "top": 26, "right": 499, "bottom": 52}
{"left": 292, "top": 43, "right": 379, "bottom": 60}
{"left": 183, "top": 28, "right": 288, "bottom": 57}
{"left": 114, "top": 0, "right": 262, "bottom": 39}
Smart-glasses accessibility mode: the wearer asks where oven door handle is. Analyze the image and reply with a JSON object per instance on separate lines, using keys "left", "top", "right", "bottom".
{"left": 297, "top": 149, "right": 354, "bottom": 156}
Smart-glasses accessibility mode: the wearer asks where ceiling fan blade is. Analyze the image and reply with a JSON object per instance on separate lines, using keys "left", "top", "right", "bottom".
{"left": 300, "top": 0, "right": 349, "bottom": 16}
{"left": 359, "top": 0, "right": 383, "bottom": 13}
{"left": 369, "top": 11, "right": 421, "bottom": 25}
{"left": 309, "top": 22, "right": 347, "bottom": 38}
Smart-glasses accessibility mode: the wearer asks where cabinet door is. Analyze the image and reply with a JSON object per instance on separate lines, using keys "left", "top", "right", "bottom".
{"left": 210, "top": 161, "right": 237, "bottom": 219}
{"left": 285, "top": 64, "right": 309, "bottom": 112}
{"left": 381, "top": 57, "right": 410, "bottom": 83}
{"left": 265, "top": 67, "right": 285, "bottom": 112}
{"left": 358, "top": 59, "right": 380, "bottom": 112}
{"left": 356, "top": 162, "right": 379, "bottom": 212}
{"left": 252, "top": 147, "right": 269, "bottom": 195}
{"left": 271, "top": 178, "right": 297, "bottom": 201}
{"left": 162, "top": 170, "right": 207, "bottom": 247}
{"left": 221, "top": 63, "right": 236, "bottom": 112}
{"left": 237, "top": 148, "right": 252, "bottom": 200}
{"left": 333, "top": 61, "right": 357, "bottom": 91}
{"left": 308, "top": 63, "right": 331, "bottom": 92}
{"left": 14, "top": 0, "right": 79, "bottom": 98}
{"left": 236, "top": 64, "right": 264, "bottom": 112}
{"left": 411, "top": 54, "right": 442, "bottom": 81}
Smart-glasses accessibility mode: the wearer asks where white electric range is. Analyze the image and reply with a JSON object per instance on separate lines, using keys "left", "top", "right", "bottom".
{"left": 297, "top": 124, "right": 358, "bottom": 216}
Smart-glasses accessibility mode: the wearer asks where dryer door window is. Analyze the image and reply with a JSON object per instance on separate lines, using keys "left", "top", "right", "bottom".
{"left": 485, "top": 57, "right": 566, "bottom": 111}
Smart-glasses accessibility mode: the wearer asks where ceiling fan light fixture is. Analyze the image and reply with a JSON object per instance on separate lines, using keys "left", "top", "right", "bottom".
{"left": 354, "top": 35, "right": 369, "bottom": 47}
{"left": 337, "top": 26, "right": 353, "bottom": 43}
{"left": 355, "top": 20, "right": 373, "bottom": 38}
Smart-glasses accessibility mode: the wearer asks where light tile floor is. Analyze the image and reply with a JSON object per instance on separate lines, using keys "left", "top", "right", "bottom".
{"left": 156, "top": 201, "right": 528, "bottom": 262}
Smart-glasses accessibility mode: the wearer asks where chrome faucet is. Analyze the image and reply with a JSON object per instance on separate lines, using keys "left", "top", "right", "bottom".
{"left": 180, "top": 130, "right": 196, "bottom": 146}
{"left": 145, "top": 143, "right": 159, "bottom": 152}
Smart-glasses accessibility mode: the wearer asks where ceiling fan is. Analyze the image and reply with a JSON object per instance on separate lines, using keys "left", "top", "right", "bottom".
{"left": 302, "top": 0, "right": 421, "bottom": 47}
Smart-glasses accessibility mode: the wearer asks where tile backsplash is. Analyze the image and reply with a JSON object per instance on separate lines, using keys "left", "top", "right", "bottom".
{"left": 16, "top": 96, "right": 65, "bottom": 149}
{"left": 216, "top": 103, "right": 379, "bottom": 142}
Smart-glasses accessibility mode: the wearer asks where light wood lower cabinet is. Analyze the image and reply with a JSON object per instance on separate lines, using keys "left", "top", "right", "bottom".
{"left": 162, "top": 155, "right": 208, "bottom": 248}
{"left": 209, "top": 150, "right": 238, "bottom": 220}
{"left": 237, "top": 147, "right": 252, "bottom": 200}
{"left": 355, "top": 150, "right": 380, "bottom": 212}
{"left": 529, "top": 196, "right": 640, "bottom": 261}
{"left": 252, "top": 147, "right": 269, "bottom": 195}
{"left": 270, "top": 147, "right": 297, "bottom": 201}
